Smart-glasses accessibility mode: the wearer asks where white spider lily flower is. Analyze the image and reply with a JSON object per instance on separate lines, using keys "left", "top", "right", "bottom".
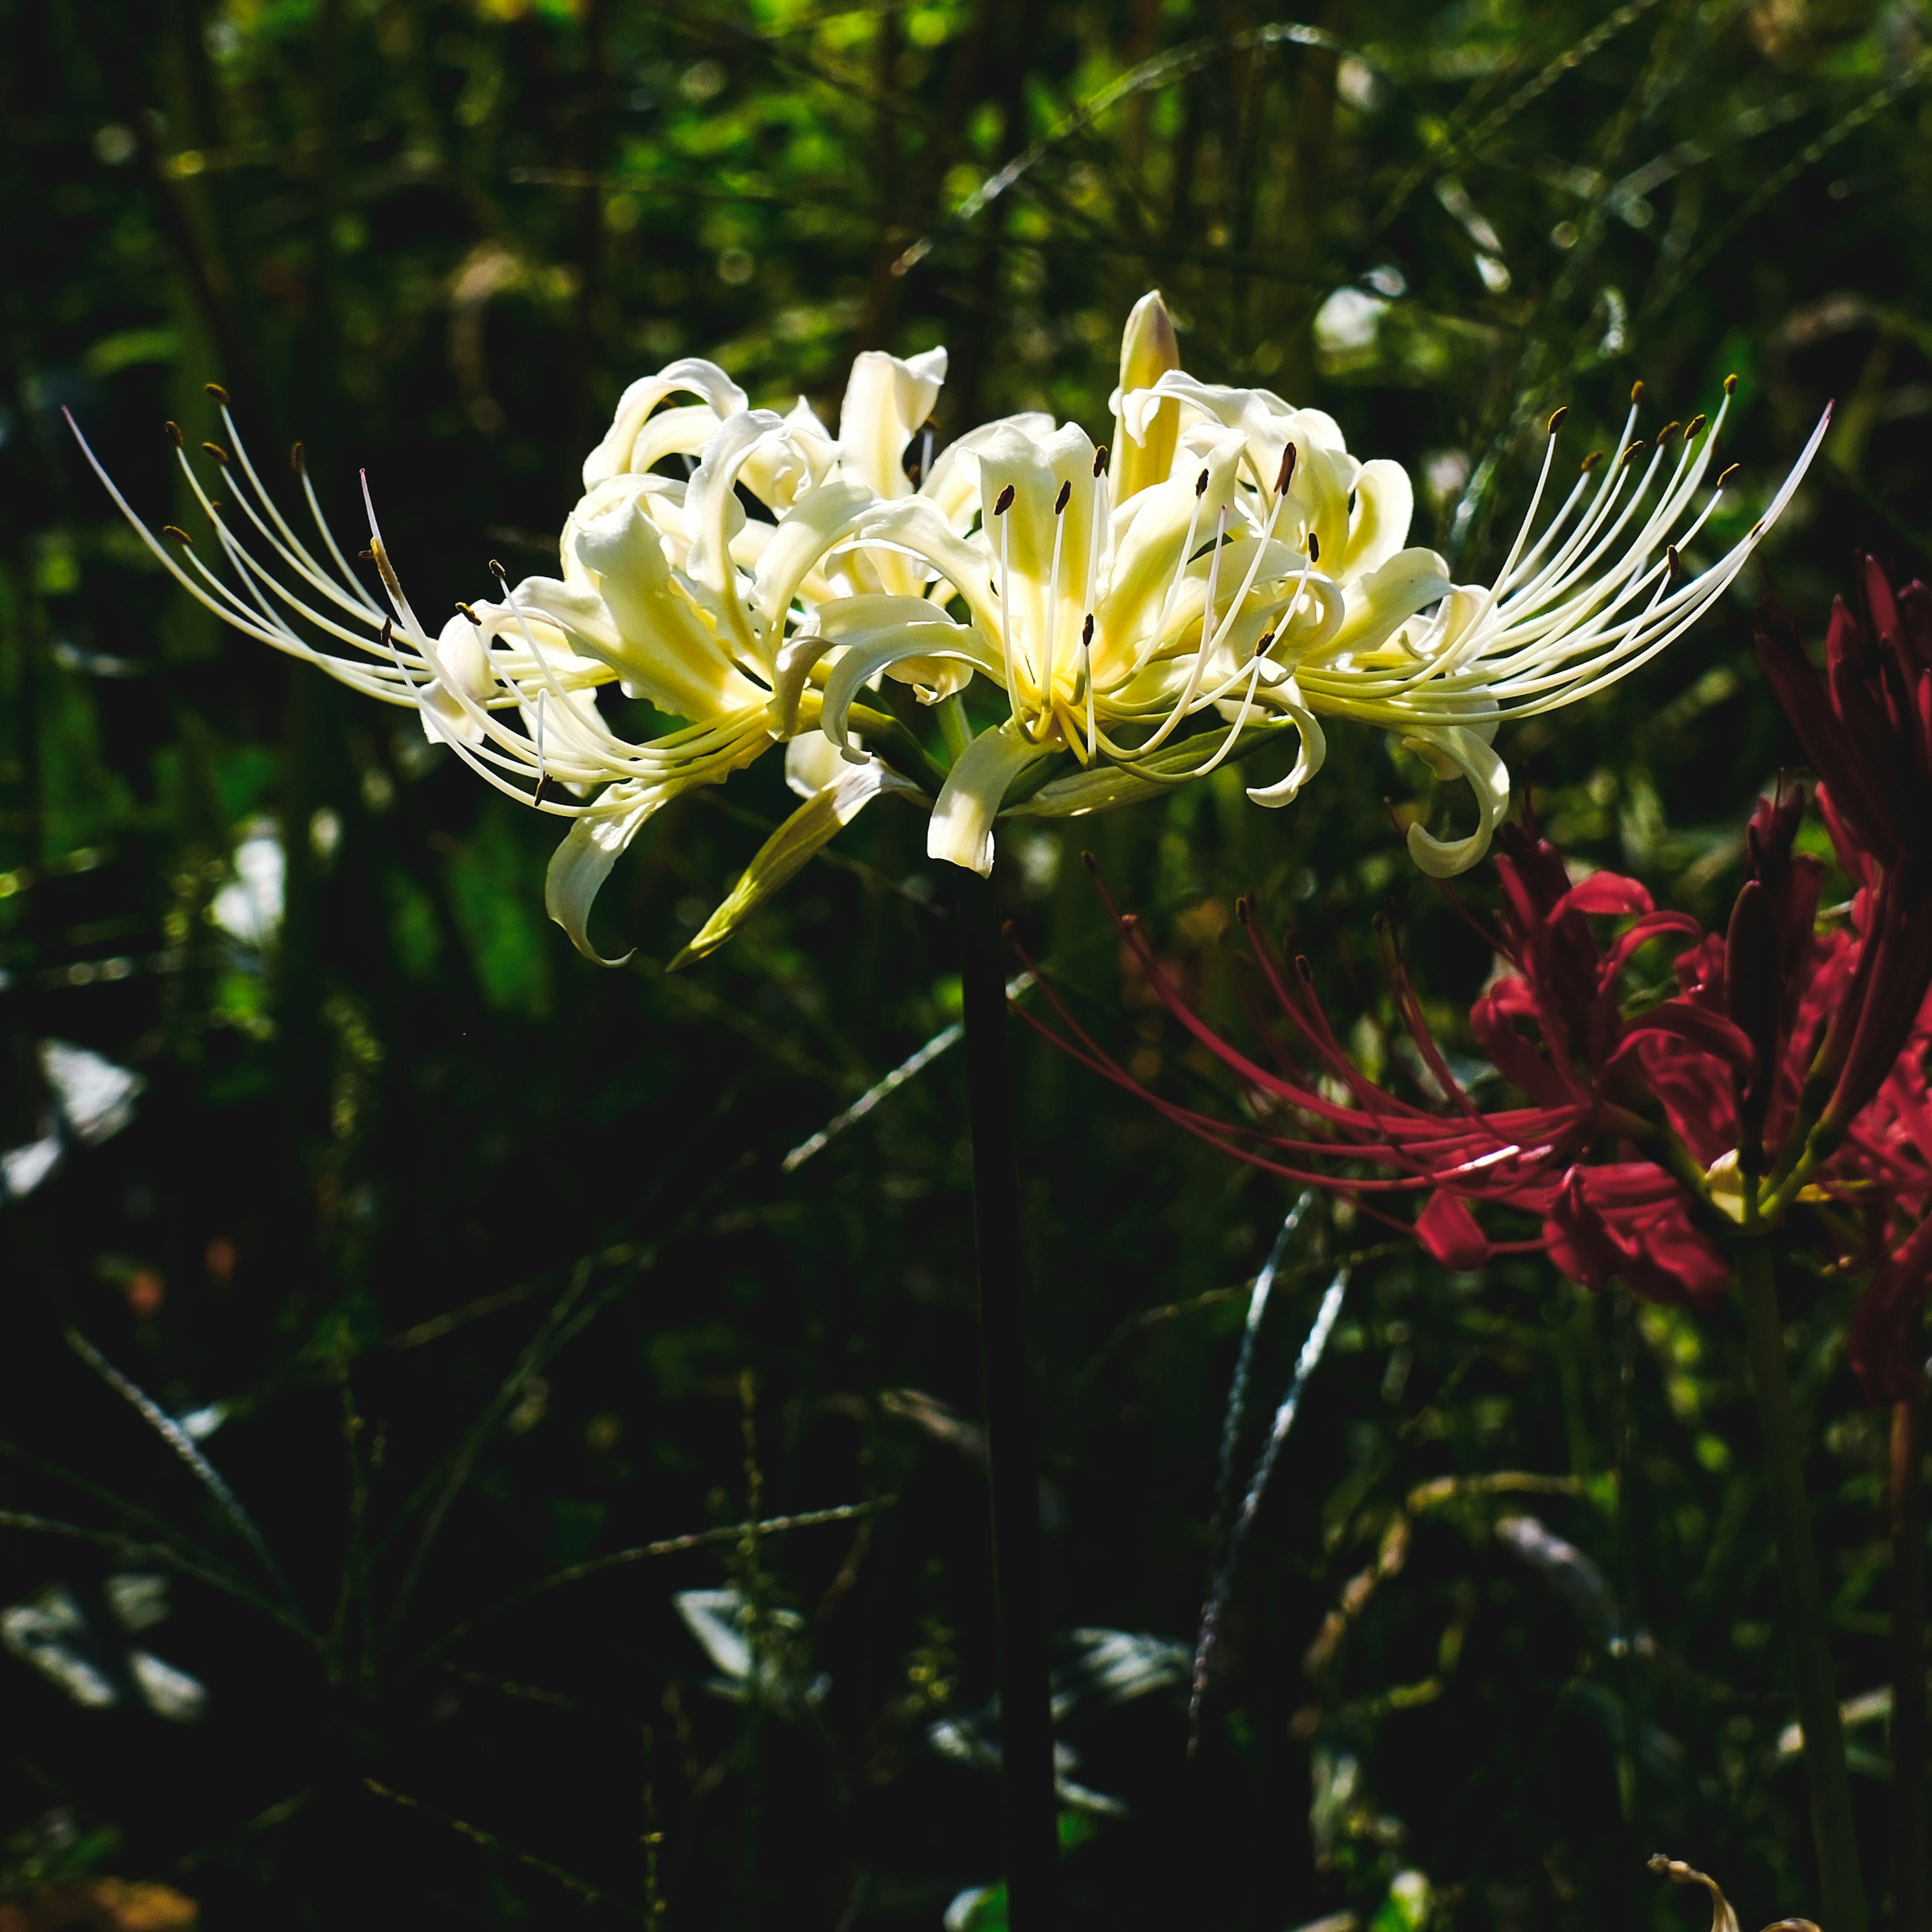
{"left": 779, "top": 312, "right": 1450, "bottom": 873}
{"left": 66, "top": 391, "right": 904, "bottom": 965}
{"left": 1053, "top": 362, "right": 1832, "bottom": 875}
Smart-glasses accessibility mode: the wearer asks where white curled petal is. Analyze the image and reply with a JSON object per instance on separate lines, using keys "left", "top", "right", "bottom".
{"left": 838, "top": 348, "right": 948, "bottom": 500}
{"left": 685, "top": 411, "right": 786, "bottom": 658}
{"left": 420, "top": 612, "right": 497, "bottom": 747}
{"left": 921, "top": 413, "right": 1057, "bottom": 527}
{"left": 1244, "top": 676, "right": 1328, "bottom": 807}
{"left": 822, "top": 618, "right": 1001, "bottom": 757}
{"left": 1402, "top": 725, "right": 1511, "bottom": 877}
{"left": 544, "top": 784, "right": 660, "bottom": 965}
{"left": 583, "top": 360, "right": 749, "bottom": 491}
{"left": 1337, "top": 459, "right": 1414, "bottom": 582}
{"left": 928, "top": 723, "right": 1055, "bottom": 875}
{"left": 1322, "top": 547, "right": 1455, "bottom": 660}
{"left": 753, "top": 477, "right": 876, "bottom": 695}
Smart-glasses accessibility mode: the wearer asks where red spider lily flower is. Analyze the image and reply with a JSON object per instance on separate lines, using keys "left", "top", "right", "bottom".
{"left": 1756, "top": 559, "right": 1932, "bottom": 1139}
{"left": 1028, "top": 784, "right": 1932, "bottom": 1388}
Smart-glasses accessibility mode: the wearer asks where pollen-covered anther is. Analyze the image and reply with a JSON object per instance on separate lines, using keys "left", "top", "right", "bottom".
{"left": 1657, "top": 420, "right": 1681, "bottom": 444}
{"left": 1685, "top": 414, "right": 1707, "bottom": 440}
{"left": 1630, "top": 380, "right": 1646, "bottom": 406}
{"left": 1724, "top": 373, "right": 1739, "bottom": 395}
{"left": 1055, "top": 479, "right": 1072, "bottom": 515}
{"left": 201, "top": 442, "right": 229, "bottom": 465}
{"left": 1276, "top": 441, "right": 1298, "bottom": 493}
{"left": 455, "top": 601, "right": 480, "bottom": 624}
{"left": 1581, "top": 450, "right": 1603, "bottom": 474}
{"left": 994, "top": 484, "right": 1015, "bottom": 516}
{"left": 204, "top": 383, "right": 229, "bottom": 406}
{"left": 1717, "top": 463, "right": 1740, "bottom": 488}
{"left": 1621, "top": 440, "right": 1647, "bottom": 468}
{"left": 1547, "top": 407, "right": 1568, "bottom": 436}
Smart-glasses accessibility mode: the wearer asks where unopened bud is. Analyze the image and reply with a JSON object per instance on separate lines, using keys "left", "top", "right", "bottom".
{"left": 1112, "top": 290, "right": 1181, "bottom": 499}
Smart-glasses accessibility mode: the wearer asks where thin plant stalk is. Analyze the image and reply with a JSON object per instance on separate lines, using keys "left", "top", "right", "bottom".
{"left": 1738, "top": 1245, "right": 1869, "bottom": 1932}
{"left": 1895, "top": 1392, "right": 1927, "bottom": 1932}
{"left": 955, "top": 868, "right": 1059, "bottom": 1925}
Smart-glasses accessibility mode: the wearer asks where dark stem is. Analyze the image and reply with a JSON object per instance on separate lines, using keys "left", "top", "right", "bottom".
{"left": 955, "top": 868, "right": 1060, "bottom": 1927}
{"left": 1896, "top": 1393, "right": 1927, "bottom": 1932}
{"left": 1738, "top": 1245, "right": 1869, "bottom": 1932}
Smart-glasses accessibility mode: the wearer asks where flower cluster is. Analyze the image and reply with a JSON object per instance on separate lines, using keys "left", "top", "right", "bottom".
{"left": 70, "top": 295, "right": 1826, "bottom": 963}
{"left": 1031, "top": 559, "right": 1932, "bottom": 1400}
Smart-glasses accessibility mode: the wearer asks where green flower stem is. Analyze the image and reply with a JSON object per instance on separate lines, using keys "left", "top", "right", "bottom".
{"left": 1737, "top": 1243, "right": 1869, "bottom": 1932}
{"left": 955, "top": 867, "right": 1060, "bottom": 1928}
{"left": 1895, "top": 1394, "right": 1927, "bottom": 1932}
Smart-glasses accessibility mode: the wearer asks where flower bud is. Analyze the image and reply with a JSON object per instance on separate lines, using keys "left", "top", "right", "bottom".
{"left": 1724, "top": 877, "right": 1779, "bottom": 1156}
{"left": 1112, "top": 290, "right": 1181, "bottom": 499}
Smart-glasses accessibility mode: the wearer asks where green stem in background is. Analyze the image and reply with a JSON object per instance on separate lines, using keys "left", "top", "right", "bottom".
{"left": 1895, "top": 1393, "right": 1927, "bottom": 1932}
{"left": 1737, "top": 1245, "right": 1869, "bottom": 1932}
{"left": 955, "top": 867, "right": 1061, "bottom": 1928}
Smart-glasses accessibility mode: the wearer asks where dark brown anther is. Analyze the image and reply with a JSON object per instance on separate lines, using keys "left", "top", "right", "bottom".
{"left": 489, "top": 558, "right": 508, "bottom": 581}
{"left": 532, "top": 775, "right": 555, "bottom": 807}
{"left": 1630, "top": 379, "right": 1645, "bottom": 406}
{"left": 1079, "top": 849, "right": 1099, "bottom": 873}
{"left": 290, "top": 441, "right": 307, "bottom": 474}
{"left": 1716, "top": 463, "right": 1740, "bottom": 488}
{"left": 359, "top": 547, "right": 376, "bottom": 560}
{"left": 1081, "top": 613, "right": 1095, "bottom": 647}
{"left": 1276, "top": 441, "right": 1298, "bottom": 495}
{"left": 201, "top": 442, "right": 229, "bottom": 465}
{"left": 1665, "top": 545, "right": 1681, "bottom": 580}
{"left": 1235, "top": 895, "right": 1252, "bottom": 924}
{"left": 1093, "top": 445, "right": 1109, "bottom": 477}
{"left": 1724, "top": 373, "right": 1739, "bottom": 395}
{"left": 1621, "top": 440, "right": 1647, "bottom": 467}
{"left": 1256, "top": 630, "right": 1276, "bottom": 653}
{"left": 1580, "top": 450, "right": 1603, "bottom": 473}
{"left": 1307, "top": 532, "right": 1320, "bottom": 564}
{"left": 1547, "top": 407, "right": 1568, "bottom": 436}
{"left": 163, "top": 421, "right": 183, "bottom": 447}
{"left": 205, "top": 382, "right": 229, "bottom": 406}
{"left": 1055, "top": 479, "right": 1072, "bottom": 515}
{"left": 162, "top": 525, "right": 192, "bottom": 546}
{"left": 455, "top": 601, "right": 480, "bottom": 624}
{"left": 994, "top": 484, "right": 1015, "bottom": 516}
{"left": 1656, "top": 420, "right": 1681, "bottom": 445}
{"left": 1194, "top": 468, "right": 1210, "bottom": 498}
{"left": 1685, "top": 414, "right": 1707, "bottom": 440}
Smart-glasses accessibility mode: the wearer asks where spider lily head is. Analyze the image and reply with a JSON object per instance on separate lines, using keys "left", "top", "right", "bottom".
{"left": 64, "top": 387, "right": 899, "bottom": 965}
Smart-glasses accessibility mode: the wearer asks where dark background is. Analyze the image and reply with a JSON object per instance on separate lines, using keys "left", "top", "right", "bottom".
{"left": 1, "top": 0, "right": 1928, "bottom": 1925}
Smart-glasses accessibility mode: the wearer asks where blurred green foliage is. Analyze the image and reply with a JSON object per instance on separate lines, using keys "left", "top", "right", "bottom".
{"left": 2, "top": 0, "right": 1931, "bottom": 1925}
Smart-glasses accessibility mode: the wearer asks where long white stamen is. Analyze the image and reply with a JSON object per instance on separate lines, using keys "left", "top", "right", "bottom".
{"left": 1156, "top": 470, "right": 1210, "bottom": 641}
{"left": 995, "top": 489, "right": 1019, "bottom": 708}
{"left": 1135, "top": 501, "right": 1229, "bottom": 757}
{"left": 1042, "top": 481, "right": 1068, "bottom": 727}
